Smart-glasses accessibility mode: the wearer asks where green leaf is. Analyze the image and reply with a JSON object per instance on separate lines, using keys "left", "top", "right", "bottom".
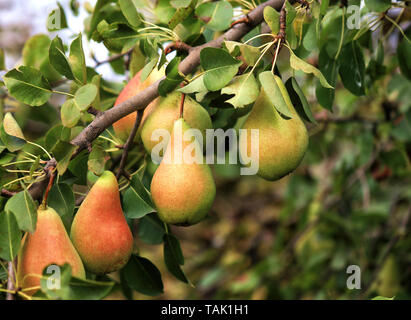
{"left": 47, "top": 2, "right": 68, "bottom": 31}
{"left": 303, "top": 22, "right": 317, "bottom": 51}
{"left": 0, "top": 113, "right": 26, "bottom": 152}
{"left": 179, "top": 75, "right": 207, "bottom": 95}
{"left": 122, "top": 174, "right": 155, "bottom": 219}
{"left": 195, "top": 0, "right": 233, "bottom": 31}
{"left": 285, "top": 77, "right": 316, "bottom": 124}
{"left": 320, "top": 0, "right": 329, "bottom": 15}
{"left": 0, "top": 211, "right": 21, "bottom": 261}
{"left": 263, "top": 6, "right": 280, "bottom": 34}
{"left": 163, "top": 234, "right": 188, "bottom": 283}
{"left": 129, "top": 45, "right": 145, "bottom": 77}
{"left": 171, "top": 0, "right": 191, "bottom": 8}
{"left": 140, "top": 58, "right": 158, "bottom": 82}
{"left": 372, "top": 296, "right": 394, "bottom": 300}
{"left": 119, "top": 0, "right": 142, "bottom": 27}
{"left": 289, "top": 50, "right": 333, "bottom": 89}
{"left": 169, "top": 5, "right": 194, "bottom": 30}
{"left": 40, "top": 264, "right": 114, "bottom": 300}
{"left": 88, "top": 0, "right": 116, "bottom": 38}
{"left": 123, "top": 255, "right": 164, "bottom": 296}
{"left": 45, "top": 125, "right": 68, "bottom": 151}
{"left": 51, "top": 140, "right": 77, "bottom": 175}
{"left": 221, "top": 73, "right": 259, "bottom": 109}
{"left": 258, "top": 72, "right": 293, "bottom": 118}
{"left": 49, "top": 36, "right": 75, "bottom": 80}
{"left": 47, "top": 183, "right": 75, "bottom": 231}
{"left": 88, "top": 144, "right": 106, "bottom": 175}
{"left": 3, "top": 66, "right": 52, "bottom": 106}
{"left": 158, "top": 57, "right": 184, "bottom": 96}
{"left": 22, "top": 34, "right": 60, "bottom": 83}
{"left": 90, "top": 75, "right": 102, "bottom": 110}
{"left": 0, "top": 125, "right": 25, "bottom": 153}
{"left": 69, "top": 34, "right": 87, "bottom": 84}
{"left": 5, "top": 190, "right": 37, "bottom": 233}
{"left": 224, "top": 41, "right": 260, "bottom": 66}
{"left": 74, "top": 84, "right": 98, "bottom": 111}
{"left": 338, "top": 42, "right": 365, "bottom": 96}
{"left": 200, "top": 47, "right": 242, "bottom": 91}
{"left": 315, "top": 49, "right": 338, "bottom": 111}
{"left": 137, "top": 213, "right": 166, "bottom": 245}
{"left": 61, "top": 99, "right": 81, "bottom": 128}
{"left": 3, "top": 112, "right": 25, "bottom": 141}
{"left": 365, "top": 0, "right": 391, "bottom": 12}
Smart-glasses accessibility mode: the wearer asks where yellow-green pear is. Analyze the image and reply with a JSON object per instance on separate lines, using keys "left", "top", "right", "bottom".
{"left": 140, "top": 91, "right": 212, "bottom": 154}
{"left": 150, "top": 118, "right": 216, "bottom": 226}
{"left": 239, "top": 76, "right": 308, "bottom": 181}
{"left": 372, "top": 255, "right": 402, "bottom": 298}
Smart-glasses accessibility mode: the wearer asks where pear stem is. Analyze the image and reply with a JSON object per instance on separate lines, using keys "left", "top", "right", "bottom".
{"left": 41, "top": 166, "right": 56, "bottom": 209}
{"left": 179, "top": 92, "right": 186, "bottom": 119}
{"left": 272, "top": 2, "right": 287, "bottom": 67}
{"left": 164, "top": 41, "right": 192, "bottom": 55}
{"left": 116, "top": 110, "right": 144, "bottom": 180}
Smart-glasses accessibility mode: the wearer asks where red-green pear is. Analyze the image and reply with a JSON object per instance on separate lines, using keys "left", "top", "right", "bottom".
{"left": 70, "top": 171, "right": 133, "bottom": 274}
{"left": 113, "top": 68, "right": 164, "bottom": 141}
{"left": 150, "top": 118, "right": 216, "bottom": 226}
{"left": 17, "top": 207, "right": 85, "bottom": 296}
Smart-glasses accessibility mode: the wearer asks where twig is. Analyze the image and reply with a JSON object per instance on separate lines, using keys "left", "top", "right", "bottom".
{"left": 164, "top": 41, "right": 192, "bottom": 55}
{"left": 230, "top": 14, "right": 251, "bottom": 28}
{"left": 93, "top": 48, "right": 134, "bottom": 67}
{"left": 87, "top": 106, "right": 102, "bottom": 117}
{"left": 116, "top": 110, "right": 144, "bottom": 180}
{"left": 0, "top": 189, "right": 17, "bottom": 198}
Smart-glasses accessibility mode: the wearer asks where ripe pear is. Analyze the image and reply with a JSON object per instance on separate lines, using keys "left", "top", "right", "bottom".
{"left": 17, "top": 206, "right": 85, "bottom": 296}
{"left": 70, "top": 171, "right": 133, "bottom": 274}
{"left": 140, "top": 91, "right": 212, "bottom": 154}
{"left": 150, "top": 118, "right": 216, "bottom": 226}
{"left": 113, "top": 68, "right": 164, "bottom": 141}
{"left": 239, "top": 77, "right": 308, "bottom": 181}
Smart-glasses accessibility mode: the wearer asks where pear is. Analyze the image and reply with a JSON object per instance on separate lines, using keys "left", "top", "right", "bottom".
{"left": 113, "top": 68, "right": 164, "bottom": 141}
{"left": 239, "top": 77, "right": 308, "bottom": 181}
{"left": 150, "top": 118, "right": 216, "bottom": 226}
{"left": 70, "top": 171, "right": 133, "bottom": 274}
{"left": 140, "top": 91, "right": 212, "bottom": 154}
{"left": 372, "top": 255, "right": 402, "bottom": 298}
{"left": 17, "top": 206, "right": 85, "bottom": 296}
